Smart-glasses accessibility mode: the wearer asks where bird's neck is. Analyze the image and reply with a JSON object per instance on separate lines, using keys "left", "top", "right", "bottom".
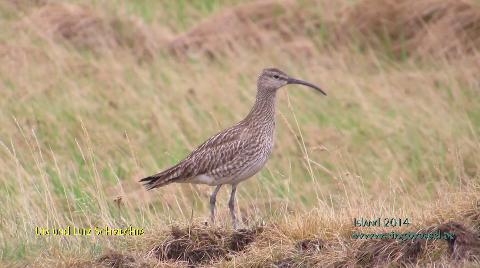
{"left": 244, "top": 89, "right": 277, "bottom": 128}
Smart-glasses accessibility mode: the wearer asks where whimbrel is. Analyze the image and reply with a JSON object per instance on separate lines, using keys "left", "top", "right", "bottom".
{"left": 140, "top": 68, "right": 326, "bottom": 228}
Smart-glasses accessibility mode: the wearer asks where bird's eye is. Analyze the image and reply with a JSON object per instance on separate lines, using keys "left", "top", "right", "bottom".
{"left": 273, "top": 75, "right": 279, "bottom": 79}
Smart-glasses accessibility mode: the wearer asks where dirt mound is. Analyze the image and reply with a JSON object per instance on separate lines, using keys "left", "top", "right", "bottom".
{"left": 229, "top": 228, "right": 261, "bottom": 251}
{"left": 97, "top": 252, "right": 139, "bottom": 268}
{"left": 295, "top": 238, "right": 325, "bottom": 252}
{"left": 23, "top": 3, "right": 165, "bottom": 59}
{"left": 274, "top": 221, "right": 480, "bottom": 267}
{"left": 354, "top": 237, "right": 424, "bottom": 266}
{"left": 339, "top": 0, "right": 480, "bottom": 58}
{"left": 273, "top": 238, "right": 325, "bottom": 267}
{"left": 436, "top": 221, "right": 480, "bottom": 261}
{"left": 168, "top": 0, "right": 320, "bottom": 58}
{"left": 274, "top": 257, "right": 304, "bottom": 268}
{"left": 149, "top": 225, "right": 262, "bottom": 265}
{"left": 85, "top": 221, "right": 480, "bottom": 267}
{"left": 352, "top": 221, "right": 480, "bottom": 266}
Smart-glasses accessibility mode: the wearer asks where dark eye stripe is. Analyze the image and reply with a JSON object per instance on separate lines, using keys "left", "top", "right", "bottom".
{"left": 273, "top": 75, "right": 279, "bottom": 79}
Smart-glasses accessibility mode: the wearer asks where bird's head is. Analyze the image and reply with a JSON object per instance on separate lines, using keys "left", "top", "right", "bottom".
{"left": 257, "top": 68, "right": 326, "bottom": 95}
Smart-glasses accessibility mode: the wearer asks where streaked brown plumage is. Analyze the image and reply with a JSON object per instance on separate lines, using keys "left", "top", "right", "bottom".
{"left": 140, "top": 68, "right": 326, "bottom": 228}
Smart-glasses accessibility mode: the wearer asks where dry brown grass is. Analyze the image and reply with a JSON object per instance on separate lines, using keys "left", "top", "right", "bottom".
{"left": 16, "top": 0, "right": 480, "bottom": 61}
{"left": 338, "top": 0, "right": 480, "bottom": 58}
{"left": 3, "top": 0, "right": 47, "bottom": 12}
{"left": 167, "top": 0, "right": 480, "bottom": 60}
{"left": 63, "top": 192, "right": 480, "bottom": 267}
{"left": 148, "top": 226, "right": 262, "bottom": 265}
{"left": 21, "top": 3, "right": 169, "bottom": 60}
{"left": 168, "top": 0, "right": 322, "bottom": 58}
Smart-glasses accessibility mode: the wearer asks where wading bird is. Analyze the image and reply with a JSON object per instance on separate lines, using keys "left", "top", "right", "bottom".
{"left": 140, "top": 68, "right": 326, "bottom": 229}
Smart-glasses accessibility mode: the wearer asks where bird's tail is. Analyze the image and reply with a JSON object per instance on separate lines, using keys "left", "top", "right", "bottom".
{"left": 139, "top": 164, "right": 183, "bottom": 190}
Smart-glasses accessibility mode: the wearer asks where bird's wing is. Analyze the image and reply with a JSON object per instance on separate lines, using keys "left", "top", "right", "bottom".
{"left": 179, "top": 125, "right": 250, "bottom": 176}
{"left": 140, "top": 124, "right": 250, "bottom": 189}
{"left": 203, "top": 140, "right": 262, "bottom": 179}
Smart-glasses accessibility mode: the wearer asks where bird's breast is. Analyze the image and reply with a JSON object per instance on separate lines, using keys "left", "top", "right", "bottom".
{"left": 232, "top": 153, "right": 270, "bottom": 184}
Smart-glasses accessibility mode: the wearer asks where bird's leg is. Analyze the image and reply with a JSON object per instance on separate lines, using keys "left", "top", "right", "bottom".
{"left": 209, "top": 185, "right": 222, "bottom": 225}
{"left": 229, "top": 184, "right": 239, "bottom": 229}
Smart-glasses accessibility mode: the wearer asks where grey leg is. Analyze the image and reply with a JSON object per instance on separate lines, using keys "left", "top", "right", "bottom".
{"left": 228, "top": 184, "right": 239, "bottom": 229}
{"left": 210, "top": 185, "right": 222, "bottom": 225}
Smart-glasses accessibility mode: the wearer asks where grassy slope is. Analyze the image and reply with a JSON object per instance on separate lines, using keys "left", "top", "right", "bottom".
{"left": 0, "top": 0, "right": 479, "bottom": 266}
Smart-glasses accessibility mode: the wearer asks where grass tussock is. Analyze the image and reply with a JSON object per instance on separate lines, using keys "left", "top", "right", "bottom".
{"left": 22, "top": 3, "right": 168, "bottom": 60}
{"left": 1, "top": 0, "right": 480, "bottom": 267}
{"left": 168, "top": 0, "right": 307, "bottom": 57}
{"left": 348, "top": 220, "right": 480, "bottom": 267}
{"left": 339, "top": 0, "right": 480, "bottom": 58}
{"left": 169, "top": 0, "right": 480, "bottom": 60}
{"left": 148, "top": 226, "right": 262, "bottom": 265}
{"left": 66, "top": 194, "right": 480, "bottom": 267}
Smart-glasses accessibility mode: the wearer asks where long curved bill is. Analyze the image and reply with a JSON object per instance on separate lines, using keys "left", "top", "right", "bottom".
{"left": 287, "top": 78, "right": 326, "bottom": 96}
